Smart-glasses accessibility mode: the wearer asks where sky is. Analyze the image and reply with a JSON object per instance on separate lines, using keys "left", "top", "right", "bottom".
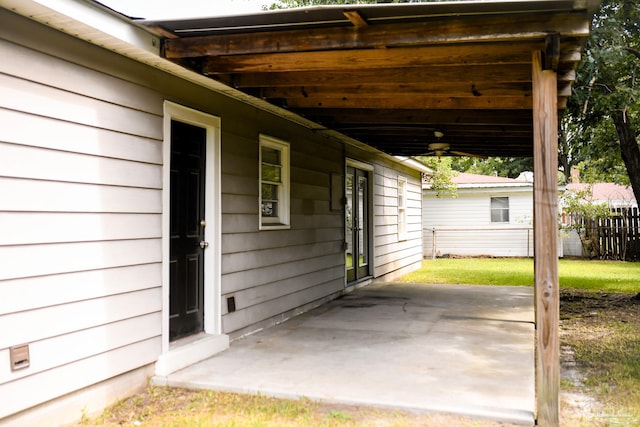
{"left": 100, "top": 0, "right": 270, "bottom": 19}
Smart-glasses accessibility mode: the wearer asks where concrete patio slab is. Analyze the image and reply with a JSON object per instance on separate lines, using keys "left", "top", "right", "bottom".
{"left": 153, "top": 282, "right": 535, "bottom": 425}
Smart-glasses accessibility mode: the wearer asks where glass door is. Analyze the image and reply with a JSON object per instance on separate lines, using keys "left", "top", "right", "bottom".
{"left": 346, "top": 166, "right": 370, "bottom": 283}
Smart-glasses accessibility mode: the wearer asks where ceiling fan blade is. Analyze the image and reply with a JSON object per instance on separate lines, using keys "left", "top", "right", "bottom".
{"left": 336, "top": 125, "right": 436, "bottom": 131}
{"left": 450, "top": 150, "right": 487, "bottom": 159}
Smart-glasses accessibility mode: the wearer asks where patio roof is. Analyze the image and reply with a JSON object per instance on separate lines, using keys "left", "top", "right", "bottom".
{"left": 140, "top": 0, "right": 598, "bottom": 159}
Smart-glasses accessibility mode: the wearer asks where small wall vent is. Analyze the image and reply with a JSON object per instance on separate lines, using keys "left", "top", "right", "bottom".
{"left": 10, "top": 344, "right": 30, "bottom": 371}
{"left": 227, "top": 296, "right": 236, "bottom": 313}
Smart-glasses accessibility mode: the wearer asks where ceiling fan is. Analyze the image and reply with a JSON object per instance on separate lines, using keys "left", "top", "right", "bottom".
{"left": 423, "top": 131, "right": 486, "bottom": 159}
{"left": 424, "top": 142, "right": 486, "bottom": 158}
{"left": 334, "top": 126, "right": 486, "bottom": 159}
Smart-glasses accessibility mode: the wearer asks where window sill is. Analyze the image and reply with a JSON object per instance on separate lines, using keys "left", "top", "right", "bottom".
{"left": 260, "top": 224, "right": 291, "bottom": 231}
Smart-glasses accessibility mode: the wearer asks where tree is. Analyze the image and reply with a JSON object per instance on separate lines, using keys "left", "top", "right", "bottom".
{"left": 568, "top": 0, "right": 640, "bottom": 201}
{"left": 450, "top": 157, "right": 533, "bottom": 179}
{"left": 416, "top": 156, "right": 458, "bottom": 198}
{"left": 560, "top": 186, "right": 613, "bottom": 258}
{"left": 558, "top": 113, "right": 581, "bottom": 183}
{"left": 559, "top": 111, "right": 631, "bottom": 184}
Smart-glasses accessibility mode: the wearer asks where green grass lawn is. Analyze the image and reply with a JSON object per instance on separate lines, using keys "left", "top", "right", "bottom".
{"left": 399, "top": 258, "right": 640, "bottom": 293}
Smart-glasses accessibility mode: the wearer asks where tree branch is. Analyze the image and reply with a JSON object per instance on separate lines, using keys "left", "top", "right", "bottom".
{"left": 624, "top": 47, "right": 640, "bottom": 61}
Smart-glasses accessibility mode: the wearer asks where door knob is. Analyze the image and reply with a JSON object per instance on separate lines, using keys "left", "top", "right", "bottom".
{"left": 199, "top": 241, "right": 209, "bottom": 249}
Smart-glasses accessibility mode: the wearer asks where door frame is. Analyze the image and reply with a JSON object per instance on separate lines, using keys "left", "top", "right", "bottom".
{"left": 159, "top": 102, "right": 224, "bottom": 368}
{"left": 345, "top": 158, "right": 374, "bottom": 285}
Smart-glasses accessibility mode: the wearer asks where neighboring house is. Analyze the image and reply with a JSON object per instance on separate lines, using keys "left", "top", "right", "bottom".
{"left": 562, "top": 183, "right": 638, "bottom": 257}
{"left": 422, "top": 174, "right": 638, "bottom": 259}
{"left": 565, "top": 182, "right": 637, "bottom": 209}
{"left": 0, "top": 3, "right": 427, "bottom": 425}
{"left": 422, "top": 172, "right": 536, "bottom": 258}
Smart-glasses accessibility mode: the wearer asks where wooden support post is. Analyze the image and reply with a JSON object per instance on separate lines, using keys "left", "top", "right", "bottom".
{"left": 532, "top": 50, "right": 559, "bottom": 426}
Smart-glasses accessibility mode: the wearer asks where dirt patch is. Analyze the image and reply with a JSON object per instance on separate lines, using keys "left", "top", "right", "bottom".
{"left": 561, "top": 289, "right": 639, "bottom": 321}
{"left": 560, "top": 289, "right": 640, "bottom": 426}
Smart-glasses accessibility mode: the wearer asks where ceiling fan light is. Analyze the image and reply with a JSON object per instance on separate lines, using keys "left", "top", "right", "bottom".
{"left": 433, "top": 130, "right": 445, "bottom": 139}
{"left": 428, "top": 142, "right": 449, "bottom": 151}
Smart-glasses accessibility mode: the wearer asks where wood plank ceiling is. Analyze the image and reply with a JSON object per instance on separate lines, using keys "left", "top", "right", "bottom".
{"left": 141, "top": 1, "right": 594, "bottom": 158}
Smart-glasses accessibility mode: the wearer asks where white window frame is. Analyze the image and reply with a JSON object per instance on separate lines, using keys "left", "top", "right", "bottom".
{"left": 397, "top": 176, "right": 408, "bottom": 241}
{"left": 259, "top": 134, "right": 290, "bottom": 230}
{"left": 490, "top": 196, "right": 510, "bottom": 223}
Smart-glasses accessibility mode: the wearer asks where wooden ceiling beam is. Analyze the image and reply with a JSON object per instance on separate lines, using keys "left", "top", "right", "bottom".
{"left": 203, "top": 42, "right": 552, "bottom": 74}
{"left": 303, "top": 108, "right": 535, "bottom": 126}
{"left": 371, "top": 139, "right": 534, "bottom": 148}
{"left": 361, "top": 134, "right": 533, "bottom": 143}
{"left": 164, "top": 13, "right": 588, "bottom": 58}
{"left": 259, "top": 82, "right": 534, "bottom": 99}
{"left": 259, "top": 82, "right": 571, "bottom": 99}
{"left": 366, "top": 138, "right": 532, "bottom": 150}
{"left": 341, "top": 128, "right": 534, "bottom": 138}
{"left": 370, "top": 140, "right": 533, "bottom": 147}
{"left": 366, "top": 143, "right": 533, "bottom": 157}
{"left": 230, "top": 65, "right": 576, "bottom": 87}
{"left": 283, "top": 95, "right": 534, "bottom": 110}
{"left": 334, "top": 123, "right": 533, "bottom": 131}
{"left": 354, "top": 142, "right": 534, "bottom": 154}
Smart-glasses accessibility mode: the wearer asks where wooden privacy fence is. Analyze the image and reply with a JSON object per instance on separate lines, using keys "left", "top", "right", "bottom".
{"left": 578, "top": 207, "right": 640, "bottom": 261}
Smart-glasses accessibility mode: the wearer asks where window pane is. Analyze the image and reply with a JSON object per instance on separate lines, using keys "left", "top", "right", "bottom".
{"left": 346, "top": 252, "right": 353, "bottom": 268}
{"left": 262, "top": 163, "right": 281, "bottom": 182}
{"left": 491, "top": 197, "right": 509, "bottom": 209}
{"left": 358, "top": 176, "right": 368, "bottom": 267}
{"left": 491, "top": 210, "right": 503, "bottom": 222}
{"left": 262, "top": 201, "right": 278, "bottom": 217}
{"left": 490, "top": 197, "right": 509, "bottom": 223}
{"left": 345, "top": 172, "right": 354, "bottom": 269}
{"left": 262, "top": 147, "right": 280, "bottom": 165}
{"left": 262, "top": 183, "right": 278, "bottom": 200}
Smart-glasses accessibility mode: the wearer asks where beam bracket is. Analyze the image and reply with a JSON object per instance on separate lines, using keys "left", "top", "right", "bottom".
{"left": 343, "top": 10, "right": 368, "bottom": 28}
{"left": 544, "top": 33, "right": 560, "bottom": 71}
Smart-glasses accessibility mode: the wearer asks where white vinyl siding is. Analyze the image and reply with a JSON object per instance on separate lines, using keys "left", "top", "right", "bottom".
{"left": 372, "top": 165, "right": 423, "bottom": 280}
{"left": 0, "top": 15, "right": 162, "bottom": 420}
{"left": 221, "top": 125, "right": 345, "bottom": 337}
{"left": 422, "top": 188, "right": 534, "bottom": 258}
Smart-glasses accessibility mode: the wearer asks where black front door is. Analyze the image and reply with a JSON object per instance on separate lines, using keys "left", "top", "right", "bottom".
{"left": 170, "top": 120, "right": 206, "bottom": 341}
{"left": 346, "top": 166, "right": 370, "bottom": 283}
